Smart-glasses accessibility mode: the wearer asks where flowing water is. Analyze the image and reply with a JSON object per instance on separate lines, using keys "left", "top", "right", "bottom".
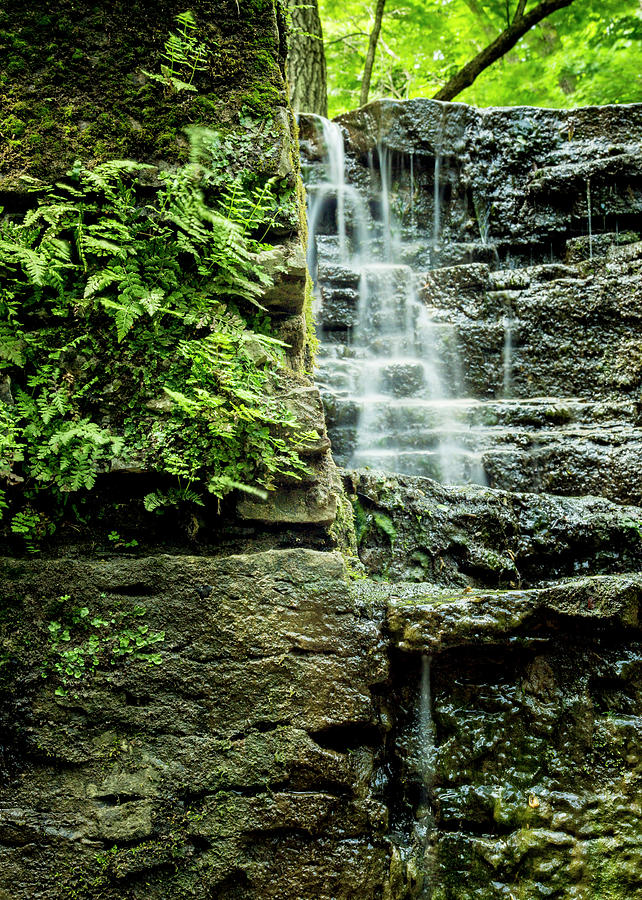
{"left": 303, "top": 115, "right": 486, "bottom": 485}
{"left": 587, "top": 177, "right": 593, "bottom": 260}
{"left": 502, "top": 311, "right": 514, "bottom": 399}
{"left": 416, "top": 654, "right": 437, "bottom": 897}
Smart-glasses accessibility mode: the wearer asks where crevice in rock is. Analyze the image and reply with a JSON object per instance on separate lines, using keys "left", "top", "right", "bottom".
{"left": 309, "top": 722, "right": 382, "bottom": 752}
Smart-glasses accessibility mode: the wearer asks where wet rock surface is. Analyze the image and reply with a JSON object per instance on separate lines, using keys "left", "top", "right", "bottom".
{"left": 384, "top": 585, "right": 642, "bottom": 900}
{"left": 335, "top": 100, "right": 642, "bottom": 253}
{"left": 346, "top": 463, "right": 642, "bottom": 898}
{"left": 0, "top": 550, "right": 389, "bottom": 899}
{"left": 301, "top": 100, "right": 642, "bottom": 501}
{"left": 298, "top": 97, "right": 642, "bottom": 898}
{"left": 3, "top": 484, "right": 642, "bottom": 899}
{"left": 2, "top": 92, "right": 642, "bottom": 900}
{"left": 348, "top": 469, "right": 642, "bottom": 587}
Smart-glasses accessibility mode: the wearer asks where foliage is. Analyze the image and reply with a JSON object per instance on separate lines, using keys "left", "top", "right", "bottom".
{"left": 0, "top": 127, "right": 313, "bottom": 550}
{"left": 45, "top": 594, "right": 165, "bottom": 696}
{"left": 142, "top": 10, "right": 210, "bottom": 94}
{"left": 351, "top": 496, "right": 396, "bottom": 546}
{"left": 320, "top": 0, "right": 642, "bottom": 115}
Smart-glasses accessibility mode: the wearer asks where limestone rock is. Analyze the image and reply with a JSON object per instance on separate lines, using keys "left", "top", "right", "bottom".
{"left": 258, "top": 239, "right": 308, "bottom": 314}
{"left": 0, "top": 550, "right": 389, "bottom": 899}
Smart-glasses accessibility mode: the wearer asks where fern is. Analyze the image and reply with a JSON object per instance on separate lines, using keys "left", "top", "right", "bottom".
{"left": 84, "top": 269, "right": 123, "bottom": 299}
{"left": 0, "top": 125, "right": 310, "bottom": 547}
{"left": 100, "top": 297, "right": 144, "bottom": 342}
{"left": 0, "top": 325, "right": 26, "bottom": 366}
{"left": 144, "top": 486, "right": 204, "bottom": 512}
{"left": 142, "top": 10, "right": 209, "bottom": 94}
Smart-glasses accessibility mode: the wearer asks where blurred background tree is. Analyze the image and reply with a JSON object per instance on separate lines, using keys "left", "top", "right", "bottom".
{"left": 306, "top": 0, "right": 642, "bottom": 116}
{"left": 287, "top": 0, "right": 328, "bottom": 115}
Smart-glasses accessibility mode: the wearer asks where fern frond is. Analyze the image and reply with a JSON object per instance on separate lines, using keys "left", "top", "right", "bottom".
{"left": 0, "top": 325, "right": 26, "bottom": 366}
{"left": 139, "top": 290, "right": 164, "bottom": 316}
{"left": 84, "top": 268, "right": 123, "bottom": 298}
{"left": 100, "top": 298, "right": 144, "bottom": 342}
{"left": 81, "top": 235, "right": 127, "bottom": 258}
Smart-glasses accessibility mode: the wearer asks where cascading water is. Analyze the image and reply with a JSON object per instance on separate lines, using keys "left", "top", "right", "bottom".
{"left": 502, "top": 311, "right": 514, "bottom": 399}
{"left": 304, "top": 114, "right": 369, "bottom": 276}
{"left": 586, "top": 177, "right": 593, "bottom": 260}
{"left": 302, "top": 115, "right": 486, "bottom": 486}
{"left": 415, "top": 654, "right": 437, "bottom": 898}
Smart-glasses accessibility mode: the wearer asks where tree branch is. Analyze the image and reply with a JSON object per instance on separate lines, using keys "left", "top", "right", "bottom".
{"left": 360, "top": 0, "right": 387, "bottom": 107}
{"left": 513, "top": 0, "right": 528, "bottom": 22}
{"left": 433, "top": 0, "right": 576, "bottom": 102}
{"left": 326, "top": 31, "right": 369, "bottom": 45}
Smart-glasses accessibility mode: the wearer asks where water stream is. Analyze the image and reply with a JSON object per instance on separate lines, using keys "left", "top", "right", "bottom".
{"left": 587, "top": 177, "right": 593, "bottom": 260}
{"left": 303, "top": 115, "right": 486, "bottom": 485}
{"left": 416, "top": 654, "right": 437, "bottom": 898}
{"left": 502, "top": 311, "right": 514, "bottom": 399}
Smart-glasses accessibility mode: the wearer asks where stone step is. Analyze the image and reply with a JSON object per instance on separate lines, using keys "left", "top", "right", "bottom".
{"left": 321, "top": 394, "right": 638, "bottom": 430}
{"left": 315, "top": 244, "right": 642, "bottom": 401}
{"left": 346, "top": 467, "right": 642, "bottom": 586}
{"left": 321, "top": 396, "right": 642, "bottom": 503}
{"left": 380, "top": 573, "right": 642, "bottom": 652}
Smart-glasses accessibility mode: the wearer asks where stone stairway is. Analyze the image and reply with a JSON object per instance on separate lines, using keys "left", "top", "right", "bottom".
{"left": 301, "top": 101, "right": 642, "bottom": 507}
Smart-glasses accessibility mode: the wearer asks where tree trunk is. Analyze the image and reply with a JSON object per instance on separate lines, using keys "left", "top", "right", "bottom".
{"left": 359, "top": 0, "right": 386, "bottom": 107}
{"left": 286, "top": 0, "right": 328, "bottom": 117}
{"left": 433, "top": 0, "right": 576, "bottom": 102}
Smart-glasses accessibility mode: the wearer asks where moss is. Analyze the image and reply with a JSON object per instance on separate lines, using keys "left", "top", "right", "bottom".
{"left": 0, "top": 0, "right": 288, "bottom": 186}
{"left": 586, "top": 836, "right": 636, "bottom": 899}
{"left": 328, "top": 490, "right": 358, "bottom": 555}
{"left": 240, "top": 84, "right": 284, "bottom": 117}
{"left": 303, "top": 272, "right": 319, "bottom": 368}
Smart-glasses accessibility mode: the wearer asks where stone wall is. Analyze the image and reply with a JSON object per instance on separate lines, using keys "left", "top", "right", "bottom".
{"left": 2, "top": 13, "right": 642, "bottom": 900}
{"left": 0, "top": 0, "right": 345, "bottom": 540}
{"left": 302, "top": 99, "right": 642, "bottom": 503}
{"left": 3, "top": 526, "right": 641, "bottom": 898}
{"left": 0, "top": 551, "right": 389, "bottom": 898}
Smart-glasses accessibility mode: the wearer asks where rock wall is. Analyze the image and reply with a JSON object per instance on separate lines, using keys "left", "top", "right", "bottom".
{"left": 303, "top": 99, "right": 642, "bottom": 503}
{"left": 299, "top": 99, "right": 642, "bottom": 898}
{"left": 0, "top": 551, "right": 389, "bottom": 898}
{"left": 3, "top": 510, "right": 641, "bottom": 899}
{"left": 0, "top": 0, "right": 345, "bottom": 542}
{"left": 2, "top": 22, "right": 642, "bottom": 900}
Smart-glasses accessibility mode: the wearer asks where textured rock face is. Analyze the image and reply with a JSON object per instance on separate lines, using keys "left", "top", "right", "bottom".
{"left": 336, "top": 100, "right": 642, "bottom": 254}
{"left": 298, "top": 97, "right": 642, "bottom": 899}
{"left": 347, "top": 469, "right": 642, "bottom": 586}
{"left": 383, "top": 576, "right": 642, "bottom": 900}
{"left": 3, "top": 63, "right": 642, "bottom": 900}
{"left": 301, "top": 99, "right": 642, "bottom": 502}
{"left": 0, "top": 550, "right": 389, "bottom": 898}
{"left": 341, "top": 465, "right": 642, "bottom": 899}
{"left": 3, "top": 537, "right": 641, "bottom": 899}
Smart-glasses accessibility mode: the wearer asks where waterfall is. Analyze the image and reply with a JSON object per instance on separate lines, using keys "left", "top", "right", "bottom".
{"left": 410, "top": 150, "right": 416, "bottom": 229}
{"left": 433, "top": 151, "right": 441, "bottom": 253}
{"left": 304, "top": 116, "right": 487, "bottom": 486}
{"left": 350, "top": 263, "right": 448, "bottom": 475}
{"left": 306, "top": 115, "right": 346, "bottom": 263}
{"left": 586, "top": 177, "right": 593, "bottom": 260}
{"left": 418, "top": 654, "right": 436, "bottom": 787}
{"left": 502, "top": 311, "right": 514, "bottom": 398}
{"left": 432, "top": 106, "right": 446, "bottom": 255}
{"left": 304, "top": 115, "right": 369, "bottom": 276}
{"left": 417, "top": 654, "right": 437, "bottom": 898}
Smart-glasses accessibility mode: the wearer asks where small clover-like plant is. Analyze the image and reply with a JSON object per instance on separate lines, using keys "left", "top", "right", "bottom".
{"left": 45, "top": 596, "right": 165, "bottom": 696}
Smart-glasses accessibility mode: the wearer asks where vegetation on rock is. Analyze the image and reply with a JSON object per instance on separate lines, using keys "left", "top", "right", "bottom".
{"left": 0, "top": 128, "right": 312, "bottom": 551}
